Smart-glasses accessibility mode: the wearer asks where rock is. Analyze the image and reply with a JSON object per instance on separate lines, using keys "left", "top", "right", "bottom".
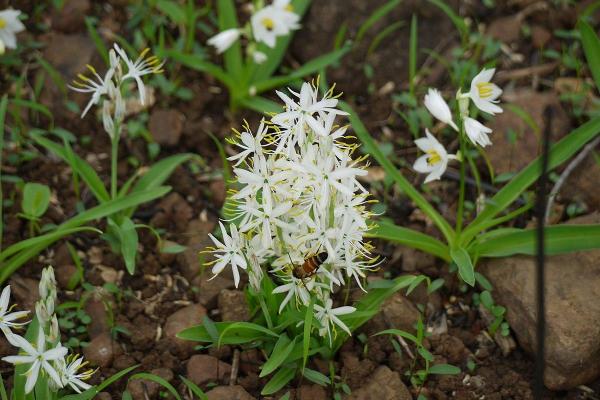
{"left": 83, "top": 333, "right": 121, "bottom": 368}
{"left": 9, "top": 277, "right": 39, "bottom": 314}
{"left": 186, "top": 354, "right": 232, "bottom": 386}
{"left": 149, "top": 109, "right": 185, "bottom": 146}
{"left": 193, "top": 273, "right": 235, "bottom": 309}
{"left": 178, "top": 216, "right": 217, "bottom": 280}
{"left": 209, "top": 179, "right": 227, "bottom": 208}
{"left": 164, "top": 303, "right": 207, "bottom": 356}
{"left": 218, "top": 290, "right": 249, "bottom": 321}
{"left": 164, "top": 304, "right": 206, "bottom": 338}
{"left": 129, "top": 315, "right": 156, "bottom": 351}
{"left": 205, "top": 385, "right": 256, "bottom": 400}
{"left": 95, "top": 393, "right": 111, "bottom": 400}
{"left": 487, "top": 17, "right": 521, "bottom": 43}
{"left": 380, "top": 292, "right": 420, "bottom": 333}
{"left": 487, "top": 89, "right": 570, "bottom": 176}
{"left": 150, "top": 192, "right": 193, "bottom": 232}
{"left": 480, "top": 213, "right": 600, "bottom": 390}
{"left": 531, "top": 25, "right": 551, "bottom": 48}
{"left": 297, "top": 384, "right": 328, "bottom": 400}
{"left": 51, "top": 0, "right": 90, "bottom": 33}
{"left": 85, "top": 297, "right": 111, "bottom": 338}
{"left": 55, "top": 264, "right": 78, "bottom": 289}
{"left": 346, "top": 366, "right": 412, "bottom": 400}
{"left": 565, "top": 147, "right": 600, "bottom": 212}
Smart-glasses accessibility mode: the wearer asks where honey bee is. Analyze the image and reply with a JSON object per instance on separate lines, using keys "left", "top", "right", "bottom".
{"left": 292, "top": 251, "right": 329, "bottom": 280}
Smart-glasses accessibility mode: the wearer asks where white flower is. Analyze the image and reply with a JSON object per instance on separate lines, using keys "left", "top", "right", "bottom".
{"left": 207, "top": 222, "right": 247, "bottom": 288}
{"left": 424, "top": 88, "right": 458, "bottom": 131}
{"left": 2, "top": 327, "right": 67, "bottom": 394}
{"left": 68, "top": 64, "right": 115, "bottom": 118}
{"left": 251, "top": 5, "right": 299, "bottom": 48}
{"left": 0, "top": 286, "right": 29, "bottom": 337}
{"left": 314, "top": 298, "right": 355, "bottom": 345}
{"left": 272, "top": 275, "right": 312, "bottom": 313}
{"left": 413, "top": 129, "right": 459, "bottom": 183}
{"left": 114, "top": 44, "right": 164, "bottom": 105}
{"left": 468, "top": 68, "right": 503, "bottom": 115}
{"left": 0, "top": 9, "right": 25, "bottom": 50}
{"left": 208, "top": 28, "right": 241, "bottom": 54}
{"left": 227, "top": 121, "right": 268, "bottom": 166}
{"left": 464, "top": 117, "right": 492, "bottom": 147}
{"left": 58, "top": 354, "right": 94, "bottom": 393}
{"left": 253, "top": 50, "right": 267, "bottom": 64}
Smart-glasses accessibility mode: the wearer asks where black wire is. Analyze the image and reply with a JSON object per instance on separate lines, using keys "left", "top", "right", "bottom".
{"left": 534, "top": 107, "right": 552, "bottom": 398}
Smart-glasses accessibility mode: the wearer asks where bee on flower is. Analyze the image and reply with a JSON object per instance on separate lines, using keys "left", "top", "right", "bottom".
{"left": 205, "top": 80, "right": 378, "bottom": 345}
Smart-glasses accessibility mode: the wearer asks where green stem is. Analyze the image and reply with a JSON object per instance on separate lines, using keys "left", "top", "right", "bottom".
{"left": 455, "top": 125, "right": 467, "bottom": 235}
{"left": 110, "top": 134, "right": 119, "bottom": 200}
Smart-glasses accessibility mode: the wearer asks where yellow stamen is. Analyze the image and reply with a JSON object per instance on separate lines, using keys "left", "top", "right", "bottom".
{"left": 261, "top": 17, "right": 275, "bottom": 30}
{"left": 140, "top": 47, "right": 151, "bottom": 58}
{"left": 77, "top": 73, "right": 90, "bottom": 82}
{"left": 0, "top": 18, "right": 6, "bottom": 29}
{"left": 426, "top": 150, "right": 441, "bottom": 166}
{"left": 85, "top": 64, "right": 97, "bottom": 75}
{"left": 476, "top": 82, "right": 493, "bottom": 99}
{"left": 285, "top": 4, "right": 294, "bottom": 11}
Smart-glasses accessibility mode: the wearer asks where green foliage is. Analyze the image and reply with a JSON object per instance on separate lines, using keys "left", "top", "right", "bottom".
{"left": 20, "top": 182, "right": 50, "bottom": 221}
{"left": 179, "top": 274, "right": 428, "bottom": 395}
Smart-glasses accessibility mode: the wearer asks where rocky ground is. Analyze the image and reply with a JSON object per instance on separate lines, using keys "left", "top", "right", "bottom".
{"left": 2, "top": 0, "right": 600, "bottom": 399}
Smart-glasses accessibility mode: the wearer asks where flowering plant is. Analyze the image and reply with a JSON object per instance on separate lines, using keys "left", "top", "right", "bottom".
{"left": 168, "top": 0, "right": 349, "bottom": 111}
{"left": 0, "top": 267, "right": 95, "bottom": 397}
{"left": 27, "top": 44, "right": 192, "bottom": 275}
{"left": 180, "top": 80, "right": 427, "bottom": 395}
{"left": 342, "top": 63, "right": 600, "bottom": 287}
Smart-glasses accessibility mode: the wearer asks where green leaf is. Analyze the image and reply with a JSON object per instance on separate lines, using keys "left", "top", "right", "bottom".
{"left": 356, "top": 0, "right": 401, "bottom": 42}
{"left": 408, "top": 14, "right": 418, "bottom": 96}
{"left": 128, "top": 373, "right": 181, "bottom": 400}
{"left": 302, "top": 300, "right": 314, "bottom": 370}
{"left": 368, "top": 220, "right": 450, "bottom": 261}
{"left": 340, "top": 101, "right": 455, "bottom": 244}
{"left": 108, "top": 217, "right": 139, "bottom": 274}
{"left": 260, "top": 335, "right": 297, "bottom": 377}
{"left": 59, "top": 365, "right": 139, "bottom": 400}
{"left": 450, "top": 247, "right": 475, "bottom": 286}
{"left": 84, "top": 17, "right": 109, "bottom": 66}
{"left": 464, "top": 116, "right": 600, "bottom": 243}
{"left": 578, "top": 19, "right": 600, "bottom": 93}
{"left": 475, "top": 224, "right": 600, "bottom": 257}
{"left": 238, "top": 96, "right": 282, "bottom": 115}
{"left": 429, "top": 363, "right": 461, "bottom": 375}
{"left": 10, "top": 99, "right": 53, "bottom": 119}
{"left": 302, "top": 368, "right": 331, "bottom": 386}
{"left": 252, "top": 45, "right": 350, "bottom": 94}
{"left": 155, "top": 0, "right": 186, "bottom": 24}
{"left": 374, "top": 328, "right": 418, "bottom": 343}
{"left": 31, "top": 133, "right": 110, "bottom": 203}
{"left": 427, "top": 0, "right": 468, "bottom": 43}
{"left": 180, "top": 376, "right": 208, "bottom": 400}
{"left": 219, "top": 322, "right": 278, "bottom": 347}
{"left": 178, "top": 321, "right": 277, "bottom": 345}
{"left": 21, "top": 182, "right": 51, "bottom": 218}
{"left": 164, "top": 50, "right": 234, "bottom": 89}
{"left": 261, "top": 365, "right": 297, "bottom": 396}
{"left": 218, "top": 0, "right": 244, "bottom": 81}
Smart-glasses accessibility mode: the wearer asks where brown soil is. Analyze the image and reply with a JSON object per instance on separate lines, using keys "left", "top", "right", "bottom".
{"left": 2, "top": 0, "right": 599, "bottom": 399}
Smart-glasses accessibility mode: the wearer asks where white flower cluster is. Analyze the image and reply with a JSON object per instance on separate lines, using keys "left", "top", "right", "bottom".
{"left": 208, "top": 0, "right": 299, "bottom": 64}
{"left": 207, "top": 81, "right": 379, "bottom": 344}
{"left": 0, "top": 267, "right": 94, "bottom": 394}
{"left": 0, "top": 8, "right": 25, "bottom": 54}
{"left": 414, "top": 68, "right": 503, "bottom": 183}
{"left": 69, "top": 44, "right": 164, "bottom": 137}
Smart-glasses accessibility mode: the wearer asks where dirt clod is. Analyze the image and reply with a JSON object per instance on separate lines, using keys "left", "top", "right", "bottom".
{"left": 186, "top": 354, "right": 232, "bottom": 386}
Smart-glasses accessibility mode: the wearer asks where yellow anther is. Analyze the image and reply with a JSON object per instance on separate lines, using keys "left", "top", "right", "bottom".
{"left": 261, "top": 17, "right": 275, "bottom": 30}
{"left": 476, "top": 82, "right": 493, "bottom": 99}
{"left": 77, "top": 73, "right": 90, "bottom": 82}
{"left": 0, "top": 18, "right": 6, "bottom": 29}
{"left": 426, "top": 150, "right": 442, "bottom": 166}
{"left": 85, "top": 64, "right": 97, "bottom": 74}
{"left": 140, "top": 47, "right": 151, "bottom": 58}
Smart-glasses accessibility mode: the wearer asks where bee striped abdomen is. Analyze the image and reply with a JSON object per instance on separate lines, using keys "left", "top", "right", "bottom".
{"left": 293, "top": 252, "right": 328, "bottom": 279}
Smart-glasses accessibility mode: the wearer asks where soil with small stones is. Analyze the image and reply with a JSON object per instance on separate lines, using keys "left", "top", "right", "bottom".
{"left": 2, "top": 0, "right": 600, "bottom": 399}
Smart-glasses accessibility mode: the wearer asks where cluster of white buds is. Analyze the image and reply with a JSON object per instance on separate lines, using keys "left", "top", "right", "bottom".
{"left": 0, "top": 8, "right": 25, "bottom": 54}
{"left": 207, "top": 0, "right": 299, "bottom": 64}
{"left": 414, "top": 68, "right": 503, "bottom": 183}
{"left": 1, "top": 267, "right": 94, "bottom": 394}
{"left": 206, "top": 80, "right": 379, "bottom": 344}
{"left": 69, "top": 43, "right": 164, "bottom": 138}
